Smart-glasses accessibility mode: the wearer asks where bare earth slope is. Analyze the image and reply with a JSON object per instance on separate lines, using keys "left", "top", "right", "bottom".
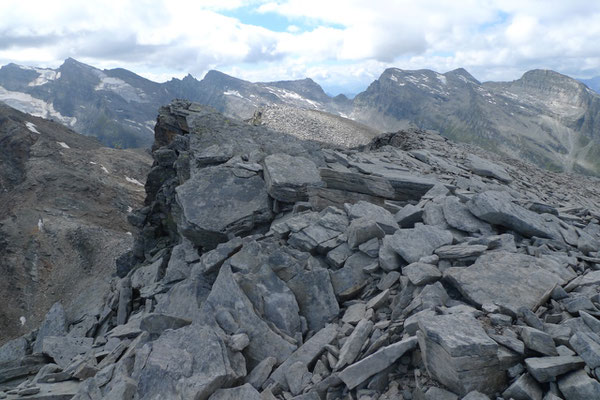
{"left": 0, "top": 103, "right": 151, "bottom": 344}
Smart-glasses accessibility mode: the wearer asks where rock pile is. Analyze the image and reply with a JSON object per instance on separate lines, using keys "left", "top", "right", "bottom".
{"left": 2, "top": 100, "right": 600, "bottom": 400}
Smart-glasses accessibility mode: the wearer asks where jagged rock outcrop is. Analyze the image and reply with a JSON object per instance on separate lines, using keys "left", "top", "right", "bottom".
{"left": 3, "top": 100, "right": 600, "bottom": 400}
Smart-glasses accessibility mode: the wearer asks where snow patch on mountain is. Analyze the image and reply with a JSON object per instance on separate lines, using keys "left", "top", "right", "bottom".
{"left": 224, "top": 89, "right": 244, "bottom": 98}
{"left": 28, "top": 69, "right": 61, "bottom": 87}
{"left": 25, "top": 122, "right": 40, "bottom": 134}
{"left": 0, "top": 86, "right": 76, "bottom": 126}
{"left": 94, "top": 74, "right": 147, "bottom": 103}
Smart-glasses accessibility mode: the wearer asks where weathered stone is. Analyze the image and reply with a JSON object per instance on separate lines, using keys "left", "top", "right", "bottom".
{"left": 346, "top": 217, "right": 385, "bottom": 249}
{"left": 348, "top": 201, "right": 399, "bottom": 234}
{"left": 116, "top": 278, "right": 132, "bottom": 326}
{"left": 39, "top": 336, "right": 92, "bottom": 370}
{"left": 131, "top": 258, "right": 162, "bottom": 290}
{"left": 445, "top": 251, "right": 564, "bottom": 315}
{"left": 389, "top": 224, "right": 453, "bottom": 264}
{"left": 136, "top": 324, "right": 245, "bottom": 400}
{"left": 139, "top": 313, "right": 192, "bottom": 336}
{"left": 33, "top": 302, "right": 67, "bottom": 354}
{"left": 395, "top": 204, "right": 424, "bottom": 228}
{"left": 502, "top": 373, "right": 543, "bottom": 400}
{"left": 208, "top": 383, "right": 261, "bottom": 400}
{"left": 403, "top": 262, "right": 442, "bottom": 286}
{"left": 338, "top": 337, "right": 418, "bottom": 390}
{"left": 461, "top": 391, "right": 490, "bottom": 400}
{"left": 335, "top": 319, "right": 374, "bottom": 369}
{"left": 203, "top": 265, "right": 296, "bottom": 367}
{"left": 263, "top": 153, "right": 322, "bottom": 203}
{"left": 192, "top": 237, "right": 243, "bottom": 276}
{"left": 558, "top": 369, "right": 600, "bottom": 400}
{"left": 434, "top": 244, "right": 487, "bottom": 260}
{"left": 288, "top": 267, "right": 339, "bottom": 332}
{"left": 468, "top": 191, "right": 561, "bottom": 240}
{"left": 417, "top": 313, "right": 505, "bottom": 395}
{"left": 489, "top": 334, "right": 525, "bottom": 355}
{"left": 245, "top": 357, "right": 277, "bottom": 390}
{"left": 466, "top": 154, "right": 512, "bottom": 183}
{"left": 358, "top": 237, "right": 380, "bottom": 258}
{"left": 268, "top": 324, "right": 338, "bottom": 390}
{"left": 569, "top": 332, "right": 600, "bottom": 369}
{"left": 176, "top": 166, "right": 273, "bottom": 250}
{"left": 424, "top": 387, "right": 458, "bottom": 400}
{"left": 0, "top": 337, "right": 28, "bottom": 364}
{"left": 286, "top": 361, "right": 311, "bottom": 396}
{"left": 326, "top": 243, "right": 352, "bottom": 268}
{"left": 0, "top": 355, "right": 47, "bottom": 384}
{"left": 342, "top": 303, "right": 366, "bottom": 325}
{"left": 379, "top": 236, "right": 402, "bottom": 271}
{"left": 521, "top": 327, "right": 558, "bottom": 356}
{"left": 525, "top": 356, "right": 585, "bottom": 383}
{"left": 442, "top": 196, "right": 491, "bottom": 234}
{"left": 366, "top": 289, "right": 390, "bottom": 309}
{"left": 330, "top": 252, "right": 372, "bottom": 299}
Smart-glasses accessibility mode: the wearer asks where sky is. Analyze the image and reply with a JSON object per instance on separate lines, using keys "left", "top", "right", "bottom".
{"left": 1, "top": 0, "right": 600, "bottom": 95}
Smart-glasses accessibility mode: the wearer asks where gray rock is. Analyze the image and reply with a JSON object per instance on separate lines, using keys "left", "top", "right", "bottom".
{"left": 163, "top": 239, "right": 197, "bottom": 283}
{"left": 466, "top": 154, "right": 512, "bottom": 183}
{"left": 502, "top": 373, "right": 543, "bottom": 400}
{"left": 33, "top": 302, "right": 67, "bottom": 354}
{"left": 330, "top": 252, "right": 372, "bottom": 299}
{"left": 403, "top": 262, "right": 442, "bottom": 286}
{"left": 335, "top": 319, "right": 374, "bottom": 369}
{"left": 489, "top": 334, "right": 525, "bottom": 355}
{"left": 0, "top": 337, "right": 28, "bottom": 364}
{"left": 268, "top": 324, "right": 338, "bottom": 390}
{"left": 263, "top": 153, "right": 322, "bottom": 203}
{"left": 358, "top": 237, "right": 380, "bottom": 257}
{"left": 395, "top": 204, "right": 424, "bottom": 228}
{"left": 136, "top": 324, "right": 245, "bottom": 400}
{"left": 580, "top": 311, "right": 600, "bottom": 334}
{"left": 379, "top": 236, "right": 402, "bottom": 271}
{"left": 442, "top": 196, "right": 491, "bottom": 234}
{"left": 521, "top": 327, "right": 558, "bottom": 356}
{"left": 138, "top": 313, "right": 192, "bottom": 336}
{"left": 326, "top": 243, "right": 353, "bottom": 268}
{"left": 424, "top": 387, "right": 458, "bottom": 400}
{"left": 116, "top": 278, "right": 132, "bottom": 326}
{"left": 389, "top": 224, "right": 453, "bottom": 263}
{"left": 467, "top": 191, "right": 561, "bottom": 240}
{"left": 348, "top": 200, "right": 399, "bottom": 234}
{"left": 569, "top": 332, "right": 600, "bottom": 369}
{"left": 203, "top": 265, "right": 296, "bottom": 367}
{"left": 445, "top": 251, "right": 564, "bottom": 315}
{"left": 558, "top": 369, "right": 600, "bottom": 400}
{"left": 176, "top": 166, "right": 273, "bottom": 250}
{"left": 41, "top": 336, "right": 93, "bottom": 369}
{"left": 245, "top": 357, "right": 277, "bottom": 390}
{"left": 288, "top": 267, "right": 339, "bottom": 332}
{"left": 461, "top": 391, "right": 490, "bottom": 400}
{"left": 338, "top": 336, "right": 418, "bottom": 390}
{"left": 285, "top": 361, "right": 311, "bottom": 396}
{"left": 208, "top": 383, "right": 261, "bottom": 400}
{"left": 525, "top": 356, "right": 585, "bottom": 383}
{"left": 434, "top": 244, "right": 487, "bottom": 260}
{"left": 346, "top": 217, "right": 385, "bottom": 249}
{"left": 417, "top": 313, "right": 505, "bottom": 395}
{"left": 192, "top": 237, "right": 243, "bottom": 276}
{"left": 342, "top": 303, "right": 366, "bottom": 324}
{"left": 131, "top": 258, "right": 162, "bottom": 290}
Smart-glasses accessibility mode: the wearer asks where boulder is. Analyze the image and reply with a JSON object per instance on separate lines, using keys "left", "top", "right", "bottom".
{"left": 389, "top": 224, "right": 453, "bottom": 263}
{"left": 465, "top": 154, "right": 512, "bottom": 183}
{"left": 33, "top": 302, "right": 67, "bottom": 354}
{"left": 525, "top": 356, "right": 585, "bottom": 383}
{"left": 558, "top": 369, "right": 600, "bottom": 400}
{"left": 417, "top": 313, "right": 505, "bottom": 395}
{"left": 176, "top": 166, "right": 273, "bottom": 250}
{"left": 136, "top": 324, "right": 245, "bottom": 400}
{"left": 442, "top": 196, "right": 491, "bottom": 234}
{"left": 467, "top": 191, "right": 561, "bottom": 240}
{"left": 263, "top": 153, "right": 322, "bottom": 202}
{"left": 348, "top": 200, "right": 399, "bottom": 234}
{"left": 41, "top": 336, "right": 93, "bottom": 369}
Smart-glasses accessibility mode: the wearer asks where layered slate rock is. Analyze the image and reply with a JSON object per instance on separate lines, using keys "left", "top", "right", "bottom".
{"left": 32, "top": 303, "right": 67, "bottom": 354}
{"left": 176, "top": 166, "right": 272, "bottom": 250}
{"left": 468, "top": 191, "right": 561, "bottom": 240}
{"left": 466, "top": 154, "right": 512, "bottom": 183}
{"left": 417, "top": 313, "right": 506, "bottom": 395}
{"left": 136, "top": 324, "right": 245, "bottom": 400}
{"left": 445, "top": 251, "right": 564, "bottom": 315}
{"left": 389, "top": 224, "right": 453, "bottom": 263}
{"left": 263, "top": 153, "right": 322, "bottom": 203}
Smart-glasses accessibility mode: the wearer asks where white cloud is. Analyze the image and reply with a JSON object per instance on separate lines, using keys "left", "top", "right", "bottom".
{"left": 1, "top": 0, "right": 600, "bottom": 93}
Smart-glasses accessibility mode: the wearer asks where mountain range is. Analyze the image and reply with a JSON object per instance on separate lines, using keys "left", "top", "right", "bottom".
{"left": 1, "top": 59, "right": 599, "bottom": 176}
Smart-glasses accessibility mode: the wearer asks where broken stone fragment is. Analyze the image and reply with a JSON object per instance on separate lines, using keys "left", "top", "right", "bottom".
{"left": 263, "top": 153, "right": 322, "bottom": 203}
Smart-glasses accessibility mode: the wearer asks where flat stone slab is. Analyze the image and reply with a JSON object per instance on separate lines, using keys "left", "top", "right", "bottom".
{"left": 176, "top": 166, "right": 272, "bottom": 250}
{"left": 263, "top": 153, "right": 322, "bottom": 203}
{"left": 417, "top": 313, "right": 505, "bottom": 395}
{"left": 445, "top": 251, "right": 564, "bottom": 315}
{"left": 466, "top": 154, "right": 512, "bottom": 183}
{"left": 389, "top": 224, "right": 453, "bottom": 264}
{"left": 338, "top": 337, "right": 418, "bottom": 389}
{"left": 467, "top": 191, "right": 561, "bottom": 240}
{"left": 4, "top": 380, "right": 80, "bottom": 400}
{"left": 558, "top": 369, "right": 600, "bottom": 399}
{"left": 525, "top": 356, "right": 585, "bottom": 382}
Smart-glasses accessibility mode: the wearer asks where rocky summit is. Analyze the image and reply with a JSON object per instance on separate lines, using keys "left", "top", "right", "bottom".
{"left": 2, "top": 99, "right": 600, "bottom": 400}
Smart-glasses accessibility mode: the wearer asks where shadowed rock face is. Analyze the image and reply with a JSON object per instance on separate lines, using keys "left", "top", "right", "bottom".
{"left": 4, "top": 100, "right": 600, "bottom": 400}
{"left": 0, "top": 103, "right": 151, "bottom": 345}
